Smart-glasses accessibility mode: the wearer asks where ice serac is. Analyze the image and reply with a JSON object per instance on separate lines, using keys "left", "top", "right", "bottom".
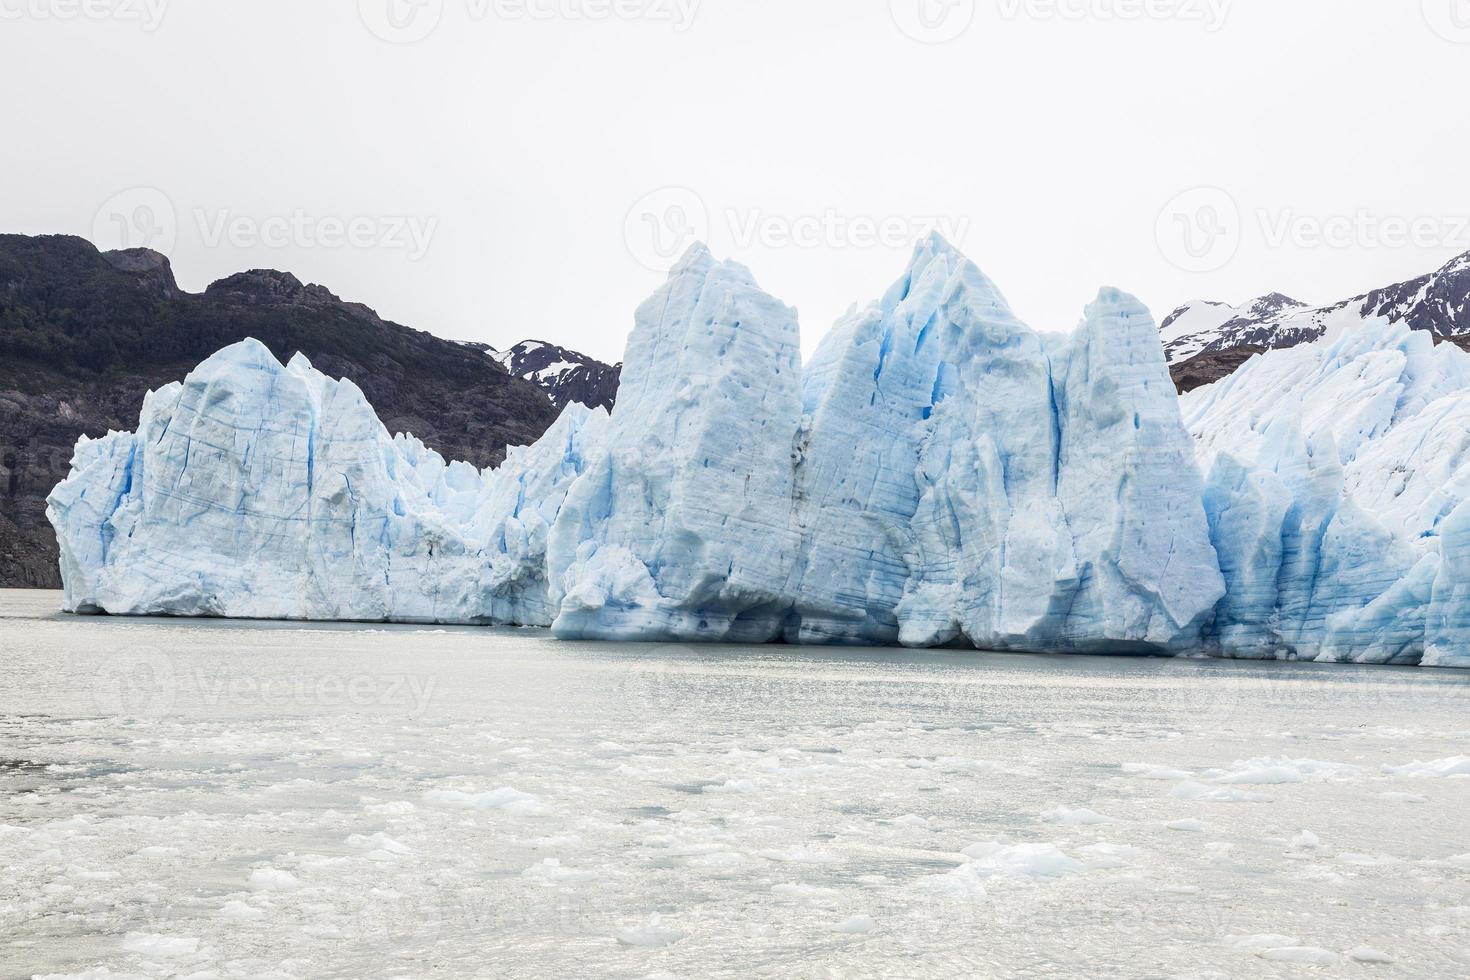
{"left": 783, "top": 235, "right": 964, "bottom": 645}
{"left": 465, "top": 403, "right": 611, "bottom": 626}
{"left": 546, "top": 244, "right": 804, "bottom": 642}
{"left": 1046, "top": 289, "right": 1226, "bottom": 651}
{"left": 785, "top": 235, "right": 1223, "bottom": 653}
{"left": 46, "top": 339, "right": 609, "bottom": 625}
{"left": 894, "top": 244, "right": 1073, "bottom": 649}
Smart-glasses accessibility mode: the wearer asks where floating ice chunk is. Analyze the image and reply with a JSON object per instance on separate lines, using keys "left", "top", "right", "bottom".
{"left": 1257, "top": 947, "right": 1340, "bottom": 966}
{"left": 1170, "top": 781, "right": 1273, "bottom": 803}
{"left": 522, "top": 858, "right": 598, "bottom": 885}
{"left": 67, "top": 865, "right": 118, "bottom": 881}
{"left": 346, "top": 832, "right": 412, "bottom": 857}
{"left": 886, "top": 814, "right": 934, "bottom": 830}
{"left": 248, "top": 868, "right": 300, "bottom": 892}
{"left": 1337, "top": 853, "right": 1400, "bottom": 866}
{"left": 121, "top": 933, "right": 199, "bottom": 957}
{"left": 363, "top": 800, "right": 417, "bottom": 816}
{"left": 422, "top": 787, "right": 547, "bottom": 815}
{"left": 770, "top": 883, "right": 840, "bottom": 902}
{"left": 1079, "top": 843, "right": 1144, "bottom": 869}
{"left": 1346, "top": 947, "right": 1395, "bottom": 964}
{"left": 1041, "top": 807, "right": 1117, "bottom": 826}
{"left": 831, "top": 915, "right": 877, "bottom": 935}
{"left": 526, "top": 833, "right": 583, "bottom": 850}
{"left": 1381, "top": 757, "right": 1470, "bottom": 778}
{"left": 686, "top": 851, "right": 744, "bottom": 872}
{"left": 1222, "top": 934, "right": 1301, "bottom": 950}
{"left": 1216, "top": 757, "right": 1361, "bottom": 784}
{"left": 614, "top": 914, "right": 688, "bottom": 948}
{"left": 917, "top": 863, "right": 990, "bottom": 902}
{"left": 1167, "top": 819, "right": 1207, "bottom": 833}
{"left": 959, "top": 841, "right": 1086, "bottom": 878}
{"left": 1379, "top": 792, "right": 1428, "bottom": 803}
{"left": 757, "top": 846, "right": 838, "bottom": 864}
{"left": 1123, "top": 764, "right": 1197, "bottom": 780}
{"left": 1292, "top": 830, "right": 1321, "bottom": 850}
{"left": 218, "top": 900, "right": 265, "bottom": 921}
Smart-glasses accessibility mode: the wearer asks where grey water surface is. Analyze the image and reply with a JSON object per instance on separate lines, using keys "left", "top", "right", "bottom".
{"left": 2, "top": 590, "right": 1467, "bottom": 978}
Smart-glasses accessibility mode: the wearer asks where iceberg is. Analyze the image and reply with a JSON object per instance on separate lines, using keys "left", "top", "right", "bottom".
{"left": 45, "top": 237, "right": 1470, "bottom": 666}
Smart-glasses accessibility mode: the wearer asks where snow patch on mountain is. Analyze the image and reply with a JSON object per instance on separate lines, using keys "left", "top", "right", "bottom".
{"left": 489, "top": 341, "right": 621, "bottom": 412}
{"left": 1163, "top": 250, "right": 1470, "bottom": 367}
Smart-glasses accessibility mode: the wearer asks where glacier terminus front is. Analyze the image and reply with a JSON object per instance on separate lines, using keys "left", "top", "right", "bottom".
{"left": 45, "top": 237, "right": 1470, "bottom": 667}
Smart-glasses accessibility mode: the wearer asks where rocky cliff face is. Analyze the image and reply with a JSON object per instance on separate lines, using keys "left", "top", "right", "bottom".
{"left": 0, "top": 234, "right": 559, "bottom": 588}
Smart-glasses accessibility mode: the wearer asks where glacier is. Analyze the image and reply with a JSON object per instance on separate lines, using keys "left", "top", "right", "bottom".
{"left": 47, "top": 340, "right": 609, "bottom": 625}
{"left": 1181, "top": 319, "right": 1470, "bottom": 666}
{"left": 44, "top": 237, "right": 1470, "bottom": 666}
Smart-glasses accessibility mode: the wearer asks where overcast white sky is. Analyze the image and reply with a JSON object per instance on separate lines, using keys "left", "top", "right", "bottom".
{"left": 3, "top": 0, "right": 1468, "bottom": 363}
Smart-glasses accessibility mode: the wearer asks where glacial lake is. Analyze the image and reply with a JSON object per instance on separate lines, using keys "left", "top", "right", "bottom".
{"left": 2, "top": 588, "right": 1468, "bottom": 978}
